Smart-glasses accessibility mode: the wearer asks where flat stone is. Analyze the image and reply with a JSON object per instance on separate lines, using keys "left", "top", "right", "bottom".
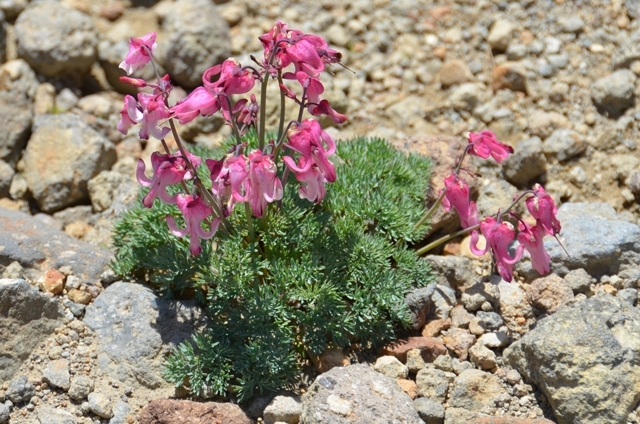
{"left": 138, "top": 399, "right": 252, "bottom": 424}
{"left": 422, "top": 318, "right": 451, "bottom": 338}
{"left": 263, "top": 395, "right": 302, "bottom": 424}
{"left": 42, "top": 359, "right": 71, "bottom": 390}
{"left": 449, "top": 369, "right": 507, "bottom": 412}
{"left": 416, "top": 367, "right": 456, "bottom": 402}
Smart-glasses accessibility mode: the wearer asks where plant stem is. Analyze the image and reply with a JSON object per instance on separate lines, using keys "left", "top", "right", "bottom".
{"left": 277, "top": 71, "right": 286, "bottom": 143}
{"left": 258, "top": 72, "right": 269, "bottom": 150}
{"left": 245, "top": 202, "right": 255, "bottom": 244}
{"left": 415, "top": 223, "right": 479, "bottom": 256}
{"left": 415, "top": 191, "right": 445, "bottom": 229}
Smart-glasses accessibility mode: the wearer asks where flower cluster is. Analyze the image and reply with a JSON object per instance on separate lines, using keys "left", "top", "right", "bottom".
{"left": 117, "top": 22, "right": 345, "bottom": 255}
{"left": 438, "top": 131, "right": 561, "bottom": 282}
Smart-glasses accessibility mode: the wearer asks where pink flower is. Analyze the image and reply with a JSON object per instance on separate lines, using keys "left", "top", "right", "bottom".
{"left": 283, "top": 119, "right": 336, "bottom": 183}
{"left": 202, "top": 58, "right": 257, "bottom": 96}
{"left": 517, "top": 222, "right": 551, "bottom": 275}
{"left": 441, "top": 174, "right": 478, "bottom": 228}
{"left": 207, "top": 155, "right": 249, "bottom": 217}
{"left": 284, "top": 72, "right": 347, "bottom": 123}
{"left": 117, "top": 94, "right": 141, "bottom": 135}
{"left": 236, "top": 94, "right": 259, "bottom": 129}
{"left": 470, "top": 217, "right": 523, "bottom": 282}
{"left": 117, "top": 93, "right": 170, "bottom": 140}
{"left": 292, "top": 158, "right": 327, "bottom": 203}
{"left": 526, "top": 184, "right": 561, "bottom": 236}
{"left": 137, "top": 151, "right": 202, "bottom": 208}
{"left": 119, "top": 32, "right": 157, "bottom": 75}
{"left": 171, "top": 87, "right": 221, "bottom": 124}
{"left": 166, "top": 194, "right": 220, "bottom": 256}
{"left": 467, "top": 130, "right": 514, "bottom": 163}
{"left": 246, "top": 150, "right": 283, "bottom": 217}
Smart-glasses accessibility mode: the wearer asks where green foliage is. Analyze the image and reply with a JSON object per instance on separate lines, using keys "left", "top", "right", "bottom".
{"left": 111, "top": 137, "right": 434, "bottom": 402}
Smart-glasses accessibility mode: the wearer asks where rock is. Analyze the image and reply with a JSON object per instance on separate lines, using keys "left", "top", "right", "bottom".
{"left": 68, "top": 374, "right": 94, "bottom": 401}
{"left": 475, "top": 312, "right": 504, "bottom": 331}
{"left": 460, "top": 280, "right": 500, "bottom": 312}
{"left": 380, "top": 336, "right": 447, "bottom": 363}
{"left": 300, "top": 364, "right": 422, "bottom": 423}
{"left": 83, "top": 282, "right": 208, "bottom": 391}
{"left": 88, "top": 170, "right": 127, "bottom": 213}
{"left": 404, "top": 285, "right": 436, "bottom": 330}
{"left": 559, "top": 16, "right": 585, "bottom": 33}
{"left": 0, "top": 0, "right": 27, "bottom": 20}
{"left": 15, "top": 0, "right": 97, "bottom": 77}
{"left": 617, "top": 287, "right": 638, "bottom": 306}
{"left": 468, "top": 317, "right": 487, "bottom": 336}
{"left": 488, "top": 19, "right": 515, "bottom": 52}
{"left": 498, "top": 280, "right": 535, "bottom": 333}
{"left": 614, "top": 29, "right": 640, "bottom": 68}
{"left": 477, "top": 332, "right": 509, "bottom": 348}
{"left": 563, "top": 268, "right": 593, "bottom": 294}
{"left": 87, "top": 392, "right": 113, "bottom": 419}
{"left": 373, "top": 355, "right": 408, "bottom": 379}
{"left": 414, "top": 397, "right": 445, "bottom": 424}
{"left": 542, "top": 129, "right": 585, "bottom": 162}
{"left": 439, "top": 60, "right": 473, "bottom": 87}
{"left": 309, "top": 348, "right": 350, "bottom": 373}
{"left": 451, "top": 305, "right": 473, "bottom": 328}
{"left": 591, "top": 69, "right": 636, "bottom": 118}
{"left": 36, "top": 407, "right": 76, "bottom": 424}
{"left": 0, "top": 160, "right": 13, "bottom": 198}
{"left": 40, "top": 268, "right": 66, "bottom": 295}
{"left": 5, "top": 374, "right": 35, "bottom": 403}
{"left": 397, "top": 378, "right": 419, "bottom": 399}
{"left": 468, "top": 343, "right": 497, "bottom": 370}
{"left": 139, "top": 399, "right": 252, "bottom": 424}
{"left": 23, "top": 113, "right": 116, "bottom": 213}
{"left": 502, "top": 137, "right": 547, "bottom": 186}
{"left": 430, "top": 284, "right": 456, "bottom": 320}
{"left": 161, "top": 0, "right": 231, "bottom": 89}
{"left": 545, "top": 203, "right": 640, "bottom": 278}
{"left": 449, "top": 369, "right": 507, "bottom": 412}
{"left": 526, "top": 274, "right": 574, "bottom": 314}
{"left": 42, "top": 359, "right": 71, "bottom": 391}
{"left": 504, "top": 294, "right": 640, "bottom": 424}
{"left": 0, "top": 208, "right": 112, "bottom": 283}
{"left": 0, "top": 402, "right": 9, "bottom": 424}
{"left": 263, "top": 395, "right": 302, "bottom": 424}
{"left": 469, "top": 418, "right": 555, "bottom": 424}
{"left": 0, "top": 280, "right": 64, "bottom": 383}
{"left": 451, "top": 83, "right": 483, "bottom": 111}
{"left": 0, "top": 62, "right": 36, "bottom": 166}
{"left": 627, "top": 0, "right": 640, "bottom": 19}
{"left": 406, "top": 348, "right": 426, "bottom": 373}
{"left": 493, "top": 62, "right": 527, "bottom": 93}
{"left": 443, "top": 328, "right": 476, "bottom": 360}
{"left": 422, "top": 318, "right": 451, "bottom": 338}
{"left": 110, "top": 400, "right": 132, "bottom": 424}
{"left": 415, "top": 367, "right": 456, "bottom": 402}
{"left": 67, "top": 289, "right": 92, "bottom": 305}
{"left": 475, "top": 179, "right": 519, "bottom": 218}
{"left": 444, "top": 408, "right": 479, "bottom": 424}
{"left": 426, "top": 255, "right": 476, "bottom": 289}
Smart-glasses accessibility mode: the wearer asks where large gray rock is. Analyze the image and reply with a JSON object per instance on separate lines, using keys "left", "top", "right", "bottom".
{"left": 5, "top": 374, "right": 35, "bottom": 403}
{"left": 448, "top": 369, "right": 507, "bottom": 412}
{"left": 545, "top": 203, "right": 640, "bottom": 278}
{"left": 160, "top": 0, "right": 231, "bottom": 89}
{"left": 590, "top": 69, "right": 636, "bottom": 118}
{"left": 23, "top": 113, "right": 116, "bottom": 213}
{"left": 83, "top": 282, "right": 208, "bottom": 390}
{"left": 0, "top": 60, "right": 38, "bottom": 166}
{"left": 36, "top": 407, "right": 77, "bottom": 424}
{"left": 502, "top": 137, "right": 547, "bottom": 186}
{"left": 0, "top": 280, "right": 64, "bottom": 383}
{"left": 15, "top": 0, "right": 97, "bottom": 77}
{"left": 504, "top": 294, "right": 640, "bottom": 424}
{"left": 300, "top": 364, "right": 422, "bottom": 423}
{"left": 0, "top": 207, "right": 112, "bottom": 283}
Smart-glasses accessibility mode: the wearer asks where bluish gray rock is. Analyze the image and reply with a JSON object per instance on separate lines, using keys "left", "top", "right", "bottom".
{"left": 83, "top": 282, "right": 207, "bottom": 390}
{"left": 23, "top": 113, "right": 116, "bottom": 213}
{"left": 0, "top": 280, "right": 64, "bottom": 383}
{"left": 404, "top": 285, "right": 436, "bottom": 330}
{"left": 545, "top": 203, "right": 640, "bottom": 277}
{"left": 15, "top": 0, "right": 97, "bottom": 77}
{"left": 476, "top": 311, "right": 504, "bottom": 331}
{"left": 590, "top": 69, "right": 636, "bottom": 118}
{"left": 504, "top": 294, "right": 640, "bottom": 424}
{"left": 160, "top": 0, "right": 231, "bottom": 89}
{"left": 0, "top": 401, "right": 9, "bottom": 424}
{"left": 0, "top": 207, "right": 112, "bottom": 284}
{"left": 5, "top": 374, "right": 35, "bottom": 403}
{"left": 301, "top": 364, "right": 422, "bottom": 423}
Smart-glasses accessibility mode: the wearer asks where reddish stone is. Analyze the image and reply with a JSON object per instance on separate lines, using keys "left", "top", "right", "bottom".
{"left": 309, "top": 348, "right": 350, "bottom": 373}
{"left": 422, "top": 318, "right": 451, "bottom": 338}
{"left": 138, "top": 399, "right": 252, "bottom": 424}
{"left": 396, "top": 378, "right": 419, "bottom": 399}
{"left": 443, "top": 328, "right": 476, "bottom": 360}
{"left": 470, "top": 418, "right": 555, "bottom": 424}
{"left": 41, "top": 268, "right": 65, "bottom": 294}
{"left": 380, "top": 337, "right": 447, "bottom": 363}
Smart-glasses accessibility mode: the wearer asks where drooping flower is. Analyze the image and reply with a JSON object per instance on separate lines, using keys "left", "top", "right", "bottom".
{"left": 170, "top": 59, "right": 257, "bottom": 125}
{"left": 236, "top": 94, "right": 259, "bottom": 129}
{"left": 246, "top": 150, "right": 283, "bottom": 217}
{"left": 517, "top": 221, "right": 551, "bottom": 275}
{"left": 117, "top": 94, "right": 142, "bottom": 135}
{"left": 207, "top": 155, "right": 249, "bottom": 217}
{"left": 284, "top": 72, "right": 347, "bottom": 123}
{"left": 136, "top": 151, "right": 201, "bottom": 208}
{"left": 119, "top": 32, "right": 157, "bottom": 75}
{"left": 117, "top": 93, "right": 170, "bottom": 140}
{"left": 166, "top": 194, "right": 220, "bottom": 256}
{"left": 467, "top": 130, "right": 514, "bottom": 163}
{"left": 283, "top": 119, "right": 336, "bottom": 183}
{"left": 470, "top": 217, "right": 523, "bottom": 282}
{"left": 290, "top": 157, "right": 327, "bottom": 203}
{"left": 525, "top": 184, "right": 561, "bottom": 236}
{"left": 441, "top": 174, "right": 478, "bottom": 228}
